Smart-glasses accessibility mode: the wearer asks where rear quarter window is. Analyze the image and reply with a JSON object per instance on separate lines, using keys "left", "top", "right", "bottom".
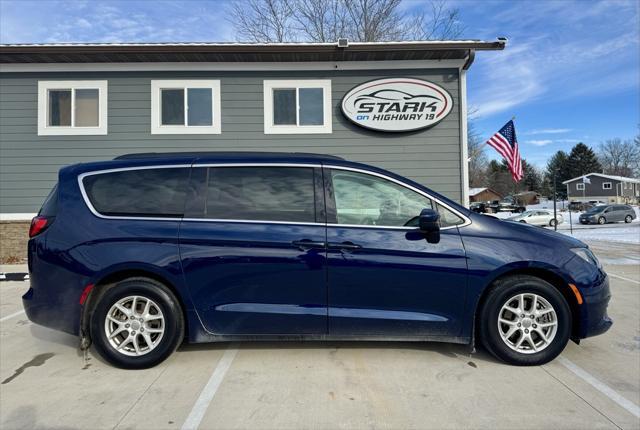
{"left": 39, "top": 184, "right": 58, "bottom": 216}
{"left": 82, "top": 167, "right": 190, "bottom": 217}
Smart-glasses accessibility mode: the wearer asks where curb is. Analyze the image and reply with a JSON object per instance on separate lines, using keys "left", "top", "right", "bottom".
{"left": 0, "top": 273, "right": 29, "bottom": 282}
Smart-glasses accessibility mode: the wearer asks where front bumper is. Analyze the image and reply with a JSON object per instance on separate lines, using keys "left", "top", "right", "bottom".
{"left": 577, "top": 273, "right": 613, "bottom": 339}
{"left": 579, "top": 217, "right": 595, "bottom": 224}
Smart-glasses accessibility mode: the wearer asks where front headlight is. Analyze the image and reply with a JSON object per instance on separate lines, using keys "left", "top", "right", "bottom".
{"left": 571, "top": 247, "right": 602, "bottom": 269}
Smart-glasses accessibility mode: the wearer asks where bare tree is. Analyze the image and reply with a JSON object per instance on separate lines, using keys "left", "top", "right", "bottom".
{"left": 467, "top": 110, "right": 488, "bottom": 187}
{"left": 290, "top": 0, "right": 350, "bottom": 42}
{"left": 230, "top": 0, "right": 296, "bottom": 42}
{"left": 598, "top": 138, "right": 640, "bottom": 177}
{"left": 229, "top": 0, "right": 463, "bottom": 43}
{"left": 343, "top": 0, "right": 406, "bottom": 42}
{"left": 407, "top": 0, "right": 464, "bottom": 40}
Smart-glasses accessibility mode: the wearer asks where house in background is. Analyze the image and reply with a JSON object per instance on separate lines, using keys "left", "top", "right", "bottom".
{"left": 563, "top": 173, "right": 640, "bottom": 204}
{"left": 469, "top": 187, "right": 502, "bottom": 203}
{"left": 513, "top": 191, "right": 541, "bottom": 205}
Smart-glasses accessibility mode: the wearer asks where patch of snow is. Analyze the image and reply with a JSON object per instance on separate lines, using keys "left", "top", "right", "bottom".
{"left": 469, "top": 187, "right": 487, "bottom": 196}
{"left": 597, "top": 257, "right": 640, "bottom": 266}
{"left": 559, "top": 226, "right": 640, "bottom": 245}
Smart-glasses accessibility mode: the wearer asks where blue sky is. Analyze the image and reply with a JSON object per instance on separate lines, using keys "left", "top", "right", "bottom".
{"left": 0, "top": 0, "right": 638, "bottom": 168}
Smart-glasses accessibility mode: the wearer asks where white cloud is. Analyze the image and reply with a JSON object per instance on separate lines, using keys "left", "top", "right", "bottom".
{"left": 526, "top": 140, "right": 553, "bottom": 146}
{"left": 468, "top": 0, "right": 639, "bottom": 118}
{"left": 1, "top": 0, "right": 235, "bottom": 44}
{"left": 523, "top": 128, "right": 572, "bottom": 135}
{"left": 555, "top": 139, "right": 582, "bottom": 144}
{"left": 470, "top": 41, "right": 544, "bottom": 117}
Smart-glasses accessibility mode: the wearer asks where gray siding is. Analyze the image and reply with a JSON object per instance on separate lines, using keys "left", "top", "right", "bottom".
{"left": 0, "top": 69, "right": 462, "bottom": 213}
{"left": 566, "top": 176, "right": 620, "bottom": 198}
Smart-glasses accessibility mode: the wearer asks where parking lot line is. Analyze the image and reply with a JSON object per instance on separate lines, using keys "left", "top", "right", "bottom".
{"left": 0, "top": 310, "right": 25, "bottom": 323}
{"left": 181, "top": 345, "right": 238, "bottom": 430}
{"left": 557, "top": 356, "right": 640, "bottom": 419}
{"left": 608, "top": 273, "right": 640, "bottom": 285}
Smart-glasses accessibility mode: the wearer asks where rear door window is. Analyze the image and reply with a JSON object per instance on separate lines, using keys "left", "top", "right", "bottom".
{"left": 205, "top": 166, "right": 316, "bottom": 223}
{"left": 82, "top": 167, "right": 190, "bottom": 217}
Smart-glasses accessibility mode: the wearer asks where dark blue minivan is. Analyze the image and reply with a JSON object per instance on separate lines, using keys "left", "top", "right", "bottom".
{"left": 24, "top": 152, "right": 612, "bottom": 368}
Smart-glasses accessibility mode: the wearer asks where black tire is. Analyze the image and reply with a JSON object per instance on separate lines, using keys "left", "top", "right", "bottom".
{"left": 519, "top": 220, "right": 527, "bottom": 223}
{"left": 549, "top": 219, "right": 557, "bottom": 227}
{"left": 90, "top": 277, "right": 184, "bottom": 369}
{"left": 625, "top": 215, "right": 632, "bottom": 223}
{"left": 478, "top": 275, "right": 571, "bottom": 366}
{"left": 598, "top": 216, "right": 606, "bottom": 225}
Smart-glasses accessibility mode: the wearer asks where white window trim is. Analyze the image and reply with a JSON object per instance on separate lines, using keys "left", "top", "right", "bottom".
{"left": 38, "top": 80, "right": 108, "bottom": 136}
{"left": 576, "top": 183, "right": 585, "bottom": 190}
{"left": 263, "top": 79, "right": 332, "bottom": 134}
{"left": 151, "top": 80, "right": 221, "bottom": 134}
{"left": 602, "top": 182, "right": 612, "bottom": 190}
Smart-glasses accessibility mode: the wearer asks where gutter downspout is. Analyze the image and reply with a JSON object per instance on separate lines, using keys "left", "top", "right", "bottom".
{"left": 462, "top": 49, "right": 476, "bottom": 70}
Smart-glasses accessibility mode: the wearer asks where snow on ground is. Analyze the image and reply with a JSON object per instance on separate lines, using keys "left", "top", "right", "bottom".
{"left": 489, "top": 200, "right": 640, "bottom": 227}
{"left": 485, "top": 200, "right": 640, "bottom": 245}
{"left": 559, "top": 225, "right": 640, "bottom": 245}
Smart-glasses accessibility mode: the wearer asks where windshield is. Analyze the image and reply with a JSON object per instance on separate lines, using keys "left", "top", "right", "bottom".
{"left": 585, "top": 206, "right": 603, "bottom": 213}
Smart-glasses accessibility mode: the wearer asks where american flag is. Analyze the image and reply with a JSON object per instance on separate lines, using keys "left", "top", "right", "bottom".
{"left": 486, "top": 120, "right": 523, "bottom": 182}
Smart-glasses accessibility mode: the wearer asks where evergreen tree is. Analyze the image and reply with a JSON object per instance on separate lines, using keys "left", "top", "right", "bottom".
{"left": 521, "top": 160, "right": 542, "bottom": 193}
{"left": 486, "top": 160, "right": 512, "bottom": 197}
{"left": 544, "top": 151, "right": 571, "bottom": 199}
{"left": 566, "top": 143, "right": 602, "bottom": 178}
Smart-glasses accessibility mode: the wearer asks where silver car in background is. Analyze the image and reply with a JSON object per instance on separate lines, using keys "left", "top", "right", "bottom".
{"left": 508, "top": 209, "right": 563, "bottom": 227}
{"left": 579, "top": 204, "right": 636, "bottom": 225}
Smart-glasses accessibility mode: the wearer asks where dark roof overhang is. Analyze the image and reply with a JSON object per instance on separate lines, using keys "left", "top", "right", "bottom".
{"left": 0, "top": 40, "right": 505, "bottom": 64}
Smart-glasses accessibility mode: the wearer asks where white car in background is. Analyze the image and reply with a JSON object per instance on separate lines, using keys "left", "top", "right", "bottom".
{"left": 508, "top": 209, "right": 563, "bottom": 227}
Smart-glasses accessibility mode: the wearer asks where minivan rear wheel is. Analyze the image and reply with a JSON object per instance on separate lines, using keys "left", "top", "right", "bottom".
{"left": 90, "top": 277, "right": 184, "bottom": 369}
{"left": 479, "top": 275, "right": 571, "bottom": 366}
{"left": 625, "top": 215, "right": 632, "bottom": 223}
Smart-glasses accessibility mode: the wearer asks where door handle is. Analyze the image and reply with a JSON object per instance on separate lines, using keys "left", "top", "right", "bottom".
{"left": 328, "top": 241, "right": 362, "bottom": 251}
{"left": 291, "top": 240, "right": 326, "bottom": 250}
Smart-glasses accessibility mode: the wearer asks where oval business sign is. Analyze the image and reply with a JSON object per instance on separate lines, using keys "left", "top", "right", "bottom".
{"left": 341, "top": 78, "right": 454, "bottom": 132}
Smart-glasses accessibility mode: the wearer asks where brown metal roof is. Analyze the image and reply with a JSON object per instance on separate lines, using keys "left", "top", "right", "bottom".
{"left": 0, "top": 40, "right": 506, "bottom": 64}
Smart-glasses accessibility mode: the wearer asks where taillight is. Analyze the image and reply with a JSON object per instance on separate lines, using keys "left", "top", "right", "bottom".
{"left": 29, "top": 216, "right": 52, "bottom": 238}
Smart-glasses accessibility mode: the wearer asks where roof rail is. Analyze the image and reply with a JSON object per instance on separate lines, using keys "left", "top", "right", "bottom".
{"left": 113, "top": 151, "right": 345, "bottom": 161}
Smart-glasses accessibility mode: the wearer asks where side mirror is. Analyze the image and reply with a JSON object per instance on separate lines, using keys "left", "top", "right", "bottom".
{"left": 419, "top": 208, "right": 440, "bottom": 231}
{"left": 419, "top": 208, "right": 440, "bottom": 244}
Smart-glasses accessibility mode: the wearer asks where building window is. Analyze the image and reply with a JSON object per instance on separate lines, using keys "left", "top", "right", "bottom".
{"left": 263, "top": 80, "right": 332, "bottom": 134}
{"left": 602, "top": 182, "right": 612, "bottom": 190}
{"left": 151, "top": 80, "right": 221, "bottom": 134}
{"left": 38, "top": 81, "right": 108, "bottom": 135}
{"left": 576, "top": 183, "right": 585, "bottom": 191}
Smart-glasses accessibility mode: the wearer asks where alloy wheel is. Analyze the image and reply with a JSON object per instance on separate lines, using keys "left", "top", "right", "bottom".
{"left": 497, "top": 293, "right": 558, "bottom": 354}
{"left": 104, "top": 295, "right": 165, "bottom": 357}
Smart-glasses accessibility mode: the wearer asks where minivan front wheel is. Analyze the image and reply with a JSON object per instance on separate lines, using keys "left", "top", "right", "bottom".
{"left": 479, "top": 275, "right": 571, "bottom": 365}
{"left": 90, "top": 277, "right": 184, "bottom": 369}
{"left": 598, "top": 216, "right": 606, "bottom": 224}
